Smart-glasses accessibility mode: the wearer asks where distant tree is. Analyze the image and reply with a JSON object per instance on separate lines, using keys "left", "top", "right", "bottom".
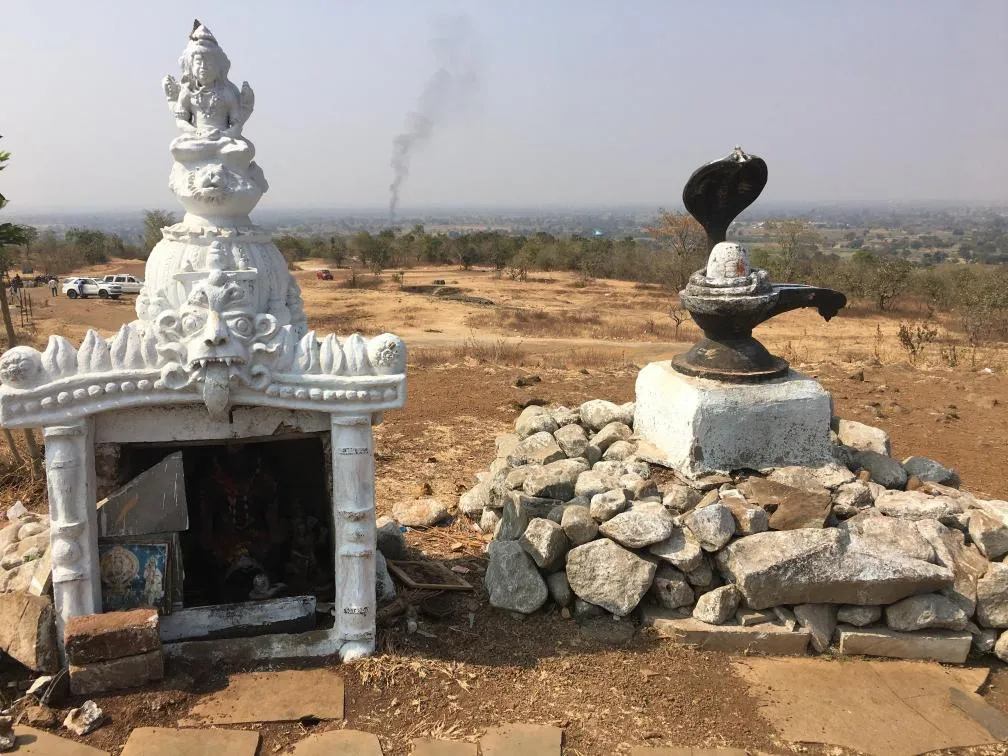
{"left": 65, "top": 227, "right": 109, "bottom": 264}
{"left": 575, "top": 236, "right": 611, "bottom": 284}
{"left": 275, "top": 234, "right": 308, "bottom": 266}
{"left": 765, "top": 219, "right": 822, "bottom": 282}
{"left": 328, "top": 235, "right": 348, "bottom": 267}
{"left": 351, "top": 231, "right": 378, "bottom": 269}
{"left": 143, "top": 209, "right": 177, "bottom": 256}
{"left": 372, "top": 229, "right": 394, "bottom": 274}
{"left": 645, "top": 210, "right": 706, "bottom": 290}
{"left": 868, "top": 256, "right": 913, "bottom": 311}
{"left": 507, "top": 246, "right": 535, "bottom": 282}
{"left": 0, "top": 139, "right": 43, "bottom": 474}
{"left": 0, "top": 142, "right": 27, "bottom": 346}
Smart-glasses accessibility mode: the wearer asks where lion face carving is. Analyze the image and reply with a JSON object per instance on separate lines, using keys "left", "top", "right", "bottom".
{"left": 169, "top": 161, "right": 263, "bottom": 217}
{"left": 157, "top": 269, "right": 279, "bottom": 385}
{"left": 0, "top": 346, "right": 42, "bottom": 389}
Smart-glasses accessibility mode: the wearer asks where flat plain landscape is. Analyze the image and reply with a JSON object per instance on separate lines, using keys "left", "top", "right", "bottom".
{"left": 3, "top": 260, "right": 1008, "bottom": 754}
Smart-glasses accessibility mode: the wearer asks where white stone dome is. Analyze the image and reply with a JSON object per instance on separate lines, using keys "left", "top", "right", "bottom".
{"left": 705, "top": 241, "right": 751, "bottom": 282}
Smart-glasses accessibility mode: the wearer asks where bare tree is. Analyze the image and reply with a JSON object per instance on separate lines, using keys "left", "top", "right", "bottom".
{"left": 669, "top": 303, "right": 690, "bottom": 339}
{"left": 870, "top": 257, "right": 913, "bottom": 311}
{"left": 143, "top": 209, "right": 178, "bottom": 257}
{"left": 0, "top": 140, "right": 43, "bottom": 476}
{"left": 645, "top": 210, "right": 707, "bottom": 291}
{"left": 766, "top": 219, "right": 822, "bottom": 282}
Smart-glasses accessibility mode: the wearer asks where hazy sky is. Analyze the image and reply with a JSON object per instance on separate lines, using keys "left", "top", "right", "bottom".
{"left": 2, "top": 0, "right": 1006, "bottom": 212}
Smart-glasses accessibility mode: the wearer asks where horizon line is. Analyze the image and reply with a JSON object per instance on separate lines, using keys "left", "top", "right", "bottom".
{"left": 7, "top": 199, "right": 1008, "bottom": 217}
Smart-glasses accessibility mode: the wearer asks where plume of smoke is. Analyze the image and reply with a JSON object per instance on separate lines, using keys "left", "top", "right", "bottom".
{"left": 389, "top": 16, "right": 478, "bottom": 222}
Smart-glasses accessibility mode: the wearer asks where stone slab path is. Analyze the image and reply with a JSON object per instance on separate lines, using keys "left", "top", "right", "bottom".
{"left": 950, "top": 688, "right": 1008, "bottom": 741}
{"left": 288, "top": 729, "right": 383, "bottom": 755}
{"left": 180, "top": 668, "right": 344, "bottom": 725}
{"left": 733, "top": 657, "right": 996, "bottom": 756}
{"left": 479, "top": 723, "right": 564, "bottom": 755}
{"left": 411, "top": 738, "right": 479, "bottom": 755}
{"left": 120, "top": 726, "right": 260, "bottom": 756}
{"left": 11, "top": 726, "right": 108, "bottom": 755}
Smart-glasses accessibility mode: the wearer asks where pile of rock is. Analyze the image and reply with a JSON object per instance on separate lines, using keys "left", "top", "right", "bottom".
{"left": 459, "top": 399, "right": 1008, "bottom": 663}
{"left": 0, "top": 501, "right": 52, "bottom": 595}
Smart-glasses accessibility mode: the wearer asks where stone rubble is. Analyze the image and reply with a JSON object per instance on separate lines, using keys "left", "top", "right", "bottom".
{"left": 63, "top": 700, "right": 104, "bottom": 736}
{"left": 456, "top": 399, "right": 1008, "bottom": 663}
{"left": 0, "top": 507, "right": 52, "bottom": 596}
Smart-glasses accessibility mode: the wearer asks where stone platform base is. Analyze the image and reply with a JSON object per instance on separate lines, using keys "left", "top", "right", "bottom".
{"left": 837, "top": 625, "right": 971, "bottom": 664}
{"left": 642, "top": 612, "right": 811, "bottom": 656}
{"left": 634, "top": 361, "right": 833, "bottom": 478}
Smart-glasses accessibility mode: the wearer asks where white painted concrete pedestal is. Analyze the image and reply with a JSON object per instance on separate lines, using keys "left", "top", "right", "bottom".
{"left": 634, "top": 361, "right": 833, "bottom": 478}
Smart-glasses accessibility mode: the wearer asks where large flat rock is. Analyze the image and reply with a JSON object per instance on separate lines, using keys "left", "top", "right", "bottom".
{"left": 97, "top": 451, "right": 188, "bottom": 536}
{"left": 837, "top": 625, "right": 971, "bottom": 664}
{"left": 480, "top": 723, "right": 563, "bottom": 756}
{"left": 288, "top": 730, "right": 383, "bottom": 755}
{"left": 411, "top": 740, "right": 479, "bottom": 756}
{"left": 181, "top": 669, "right": 344, "bottom": 725}
{"left": 629, "top": 749, "right": 778, "bottom": 756}
{"left": 716, "top": 528, "right": 953, "bottom": 609}
{"left": 10, "top": 726, "right": 108, "bottom": 755}
{"left": 733, "top": 656, "right": 994, "bottom": 756}
{"left": 0, "top": 592, "right": 58, "bottom": 673}
{"left": 120, "top": 727, "right": 260, "bottom": 756}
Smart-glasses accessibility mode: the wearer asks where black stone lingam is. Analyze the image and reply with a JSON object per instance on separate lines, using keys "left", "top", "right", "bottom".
{"left": 672, "top": 147, "right": 847, "bottom": 382}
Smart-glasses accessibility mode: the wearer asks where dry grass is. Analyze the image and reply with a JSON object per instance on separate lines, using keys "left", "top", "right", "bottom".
{"left": 525, "top": 347, "right": 639, "bottom": 371}
{"left": 310, "top": 304, "right": 385, "bottom": 336}
{"left": 408, "top": 337, "right": 641, "bottom": 373}
{"left": 409, "top": 336, "right": 526, "bottom": 369}
{"left": 465, "top": 306, "right": 692, "bottom": 343}
{"left": 336, "top": 274, "right": 384, "bottom": 290}
{"left": 0, "top": 432, "right": 48, "bottom": 514}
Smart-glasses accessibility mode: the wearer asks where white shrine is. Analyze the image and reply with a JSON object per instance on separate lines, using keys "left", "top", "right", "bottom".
{"left": 0, "top": 21, "right": 406, "bottom": 662}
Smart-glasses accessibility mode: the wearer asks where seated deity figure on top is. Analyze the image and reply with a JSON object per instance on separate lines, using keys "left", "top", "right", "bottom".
{"left": 162, "top": 20, "right": 267, "bottom": 217}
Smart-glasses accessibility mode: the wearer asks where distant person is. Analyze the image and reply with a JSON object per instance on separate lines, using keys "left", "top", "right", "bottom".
{"left": 10, "top": 274, "right": 21, "bottom": 296}
{"left": 76, "top": 279, "right": 86, "bottom": 298}
{"left": 48, "top": 276, "right": 58, "bottom": 296}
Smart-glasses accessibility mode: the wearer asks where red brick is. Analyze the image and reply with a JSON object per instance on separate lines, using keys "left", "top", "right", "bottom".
{"left": 69, "top": 649, "right": 164, "bottom": 696}
{"left": 64, "top": 609, "right": 160, "bottom": 664}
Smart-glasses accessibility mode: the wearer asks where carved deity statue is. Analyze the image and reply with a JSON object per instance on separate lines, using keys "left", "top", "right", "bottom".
{"left": 161, "top": 20, "right": 267, "bottom": 216}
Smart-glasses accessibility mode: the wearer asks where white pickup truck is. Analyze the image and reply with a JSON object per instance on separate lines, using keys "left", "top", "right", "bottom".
{"left": 99, "top": 273, "right": 144, "bottom": 294}
{"left": 63, "top": 278, "right": 123, "bottom": 300}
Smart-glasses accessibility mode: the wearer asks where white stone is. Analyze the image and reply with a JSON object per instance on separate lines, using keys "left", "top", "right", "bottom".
{"left": 692, "top": 585, "right": 740, "bottom": 625}
{"left": 835, "top": 418, "right": 891, "bottom": 456}
{"left": 634, "top": 363, "right": 833, "bottom": 478}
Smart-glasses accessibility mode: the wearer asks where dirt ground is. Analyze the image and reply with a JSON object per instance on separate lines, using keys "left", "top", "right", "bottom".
{"left": 4, "top": 262, "right": 1008, "bottom": 754}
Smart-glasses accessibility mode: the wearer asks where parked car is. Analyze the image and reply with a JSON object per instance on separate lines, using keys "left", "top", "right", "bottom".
{"left": 63, "top": 278, "right": 123, "bottom": 300}
{"left": 99, "top": 273, "right": 144, "bottom": 294}
{"left": 316, "top": 269, "right": 334, "bottom": 281}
